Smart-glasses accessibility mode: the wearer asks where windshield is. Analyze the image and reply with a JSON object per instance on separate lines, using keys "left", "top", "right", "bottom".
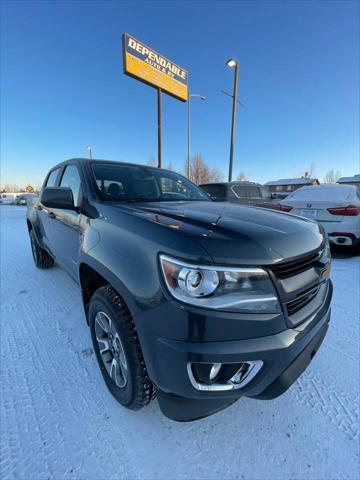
{"left": 92, "top": 163, "right": 210, "bottom": 202}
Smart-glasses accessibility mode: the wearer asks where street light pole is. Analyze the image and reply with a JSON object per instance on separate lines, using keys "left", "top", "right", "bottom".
{"left": 187, "top": 94, "right": 206, "bottom": 179}
{"left": 87, "top": 145, "right": 93, "bottom": 160}
{"left": 226, "top": 59, "right": 239, "bottom": 182}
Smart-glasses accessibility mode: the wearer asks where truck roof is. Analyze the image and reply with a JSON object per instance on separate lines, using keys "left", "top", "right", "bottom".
{"left": 199, "top": 181, "right": 263, "bottom": 187}
{"left": 50, "top": 158, "right": 175, "bottom": 174}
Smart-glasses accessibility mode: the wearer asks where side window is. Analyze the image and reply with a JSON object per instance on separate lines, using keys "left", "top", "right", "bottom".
{"left": 260, "top": 187, "right": 271, "bottom": 200}
{"left": 201, "top": 185, "right": 227, "bottom": 199}
{"left": 60, "top": 165, "right": 82, "bottom": 207}
{"left": 232, "top": 186, "right": 247, "bottom": 198}
{"left": 245, "top": 187, "right": 261, "bottom": 199}
{"left": 45, "top": 168, "right": 61, "bottom": 187}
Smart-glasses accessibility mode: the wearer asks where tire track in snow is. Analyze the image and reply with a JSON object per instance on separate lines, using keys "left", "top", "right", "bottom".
{"left": 290, "top": 368, "right": 359, "bottom": 440}
{"left": 2, "top": 206, "right": 359, "bottom": 480}
{"left": 1, "top": 211, "right": 138, "bottom": 479}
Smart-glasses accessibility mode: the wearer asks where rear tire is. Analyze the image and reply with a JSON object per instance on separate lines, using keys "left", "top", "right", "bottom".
{"left": 29, "top": 229, "right": 54, "bottom": 269}
{"left": 89, "top": 285, "right": 155, "bottom": 410}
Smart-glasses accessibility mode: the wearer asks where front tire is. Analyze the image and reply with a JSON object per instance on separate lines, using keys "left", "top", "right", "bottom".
{"left": 29, "top": 229, "right": 54, "bottom": 269}
{"left": 89, "top": 285, "right": 155, "bottom": 410}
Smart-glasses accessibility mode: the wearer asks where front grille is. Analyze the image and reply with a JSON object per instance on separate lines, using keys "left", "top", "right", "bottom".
{"left": 286, "top": 284, "right": 320, "bottom": 316}
{"left": 270, "top": 250, "right": 322, "bottom": 279}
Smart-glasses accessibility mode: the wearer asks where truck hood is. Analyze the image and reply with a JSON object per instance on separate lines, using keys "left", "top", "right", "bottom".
{"left": 114, "top": 201, "right": 324, "bottom": 265}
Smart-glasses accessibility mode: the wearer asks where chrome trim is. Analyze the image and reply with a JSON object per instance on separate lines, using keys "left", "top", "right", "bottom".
{"left": 187, "top": 361, "right": 263, "bottom": 392}
{"left": 160, "top": 254, "right": 267, "bottom": 275}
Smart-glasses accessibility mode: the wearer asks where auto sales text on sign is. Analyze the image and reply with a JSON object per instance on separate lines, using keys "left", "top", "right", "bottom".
{"left": 122, "top": 33, "right": 188, "bottom": 101}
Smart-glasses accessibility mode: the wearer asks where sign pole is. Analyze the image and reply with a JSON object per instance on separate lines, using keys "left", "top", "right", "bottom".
{"left": 157, "top": 88, "right": 162, "bottom": 168}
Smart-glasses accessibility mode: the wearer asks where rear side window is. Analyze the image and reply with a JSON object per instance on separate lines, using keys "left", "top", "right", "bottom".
{"left": 260, "top": 187, "right": 271, "bottom": 200}
{"left": 233, "top": 186, "right": 261, "bottom": 199}
{"left": 45, "top": 168, "right": 61, "bottom": 187}
{"left": 232, "top": 186, "right": 247, "bottom": 198}
{"left": 201, "top": 185, "right": 227, "bottom": 198}
{"left": 246, "top": 187, "right": 261, "bottom": 199}
{"left": 60, "top": 165, "right": 82, "bottom": 207}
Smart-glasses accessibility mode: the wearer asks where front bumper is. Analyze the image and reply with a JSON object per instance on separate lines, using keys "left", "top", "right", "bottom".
{"left": 135, "top": 281, "right": 332, "bottom": 421}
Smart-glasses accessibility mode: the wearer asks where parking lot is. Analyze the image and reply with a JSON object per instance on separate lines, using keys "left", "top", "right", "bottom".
{"left": 1, "top": 206, "right": 359, "bottom": 480}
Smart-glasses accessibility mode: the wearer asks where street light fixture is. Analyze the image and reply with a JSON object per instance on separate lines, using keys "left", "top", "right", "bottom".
{"left": 187, "top": 94, "right": 206, "bottom": 179}
{"left": 226, "top": 58, "right": 239, "bottom": 182}
{"left": 87, "top": 145, "right": 93, "bottom": 160}
{"left": 226, "top": 59, "right": 237, "bottom": 68}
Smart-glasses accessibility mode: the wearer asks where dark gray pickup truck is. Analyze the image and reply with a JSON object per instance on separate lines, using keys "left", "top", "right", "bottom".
{"left": 27, "top": 158, "right": 332, "bottom": 421}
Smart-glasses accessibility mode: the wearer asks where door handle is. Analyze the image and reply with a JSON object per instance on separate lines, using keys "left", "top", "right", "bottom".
{"left": 46, "top": 211, "right": 56, "bottom": 219}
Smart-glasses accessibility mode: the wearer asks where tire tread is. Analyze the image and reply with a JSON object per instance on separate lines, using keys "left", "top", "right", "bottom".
{"left": 92, "top": 285, "right": 156, "bottom": 410}
{"left": 30, "top": 230, "right": 54, "bottom": 269}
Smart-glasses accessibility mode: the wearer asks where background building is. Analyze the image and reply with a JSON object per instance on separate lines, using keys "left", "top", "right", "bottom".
{"left": 265, "top": 177, "right": 320, "bottom": 194}
{"left": 337, "top": 174, "right": 360, "bottom": 189}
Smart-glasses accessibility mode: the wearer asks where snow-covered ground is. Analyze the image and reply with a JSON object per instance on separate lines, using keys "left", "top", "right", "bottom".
{"left": 0, "top": 206, "right": 359, "bottom": 480}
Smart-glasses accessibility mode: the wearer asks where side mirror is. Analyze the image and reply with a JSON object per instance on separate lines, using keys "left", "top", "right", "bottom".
{"left": 40, "top": 187, "right": 75, "bottom": 210}
{"left": 271, "top": 193, "right": 277, "bottom": 199}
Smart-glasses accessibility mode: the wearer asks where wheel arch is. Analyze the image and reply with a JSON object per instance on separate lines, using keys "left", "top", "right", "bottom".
{"left": 78, "top": 259, "right": 136, "bottom": 325}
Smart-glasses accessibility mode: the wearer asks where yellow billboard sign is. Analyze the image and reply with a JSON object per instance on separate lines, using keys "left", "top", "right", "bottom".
{"left": 122, "top": 33, "right": 188, "bottom": 102}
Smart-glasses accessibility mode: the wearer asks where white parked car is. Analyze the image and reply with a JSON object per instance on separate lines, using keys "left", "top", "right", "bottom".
{"left": 0, "top": 193, "right": 17, "bottom": 204}
{"left": 276, "top": 184, "right": 360, "bottom": 247}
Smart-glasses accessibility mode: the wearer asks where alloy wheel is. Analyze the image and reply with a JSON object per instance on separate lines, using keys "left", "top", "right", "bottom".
{"left": 95, "top": 311, "right": 128, "bottom": 388}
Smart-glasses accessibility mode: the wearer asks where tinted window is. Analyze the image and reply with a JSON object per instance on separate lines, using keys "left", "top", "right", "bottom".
{"left": 200, "top": 185, "right": 227, "bottom": 198}
{"left": 260, "top": 187, "right": 271, "bottom": 200}
{"left": 233, "top": 186, "right": 261, "bottom": 199}
{"left": 60, "top": 165, "right": 82, "bottom": 207}
{"left": 92, "top": 163, "right": 208, "bottom": 202}
{"left": 246, "top": 187, "right": 261, "bottom": 198}
{"left": 232, "top": 186, "right": 247, "bottom": 198}
{"left": 45, "top": 168, "right": 61, "bottom": 187}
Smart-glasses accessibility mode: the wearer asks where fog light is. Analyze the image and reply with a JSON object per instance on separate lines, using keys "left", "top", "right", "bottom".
{"left": 188, "top": 360, "right": 263, "bottom": 392}
{"left": 209, "top": 363, "right": 222, "bottom": 381}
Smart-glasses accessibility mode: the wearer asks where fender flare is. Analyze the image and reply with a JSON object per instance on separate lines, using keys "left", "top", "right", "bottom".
{"left": 77, "top": 252, "right": 139, "bottom": 319}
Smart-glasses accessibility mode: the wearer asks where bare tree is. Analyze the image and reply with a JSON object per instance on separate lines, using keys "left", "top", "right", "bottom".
{"left": 1, "top": 184, "right": 21, "bottom": 192}
{"left": 147, "top": 156, "right": 157, "bottom": 167}
{"left": 236, "top": 171, "right": 248, "bottom": 181}
{"left": 188, "top": 154, "right": 223, "bottom": 185}
{"left": 323, "top": 169, "right": 341, "bottom": 184}
{"left": 298, "top": 162, "right": 316, "bottom": 178}
{"left": 166, "top": 161, "right": 174, "bottom": 171}
{"left": 307, "top": 162, "right": 316, "bottom": 177}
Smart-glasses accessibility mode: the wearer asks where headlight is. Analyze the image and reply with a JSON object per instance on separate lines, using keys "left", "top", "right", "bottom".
{"left": 159, "top": 254, "right": 281, "bottom": 313}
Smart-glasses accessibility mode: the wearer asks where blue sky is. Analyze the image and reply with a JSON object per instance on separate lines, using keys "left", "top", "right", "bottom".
{"left": 1, "top": 0, "right": 359, "bottom": 187}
